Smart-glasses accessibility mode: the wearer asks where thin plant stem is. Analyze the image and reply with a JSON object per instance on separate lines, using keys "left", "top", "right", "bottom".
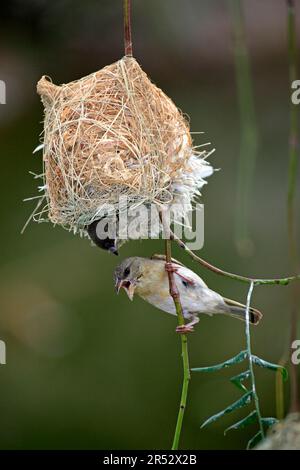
{"left": 161, "top": 214, "right": 190, "bottom": 450}
{"left": 123, "top": 0, "right": 133, "bottom": 56}
{"left": 286, "top": 0, "right": 300, "bottom": 413}
{"left": 275, "top": 355, "right": 288, "bottom": 419}
{"left": 165, "top": 239, "right": 191, "bottom": 450}
{"left": 230, "top": 0, "right": 258, "bottom": 256}
{"left": 170, "top": 229, "right": 300, "bottom": 286}
{"left": 245, "top": 282, "right": 265, "bottom": 439}
{"left": 287, "top": 0, "right": 299, "bottom": 242}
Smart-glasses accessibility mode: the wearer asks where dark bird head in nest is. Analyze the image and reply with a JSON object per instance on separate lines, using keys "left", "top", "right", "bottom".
{"left": 86, "top": 219, "right": 118, "bottom": 255}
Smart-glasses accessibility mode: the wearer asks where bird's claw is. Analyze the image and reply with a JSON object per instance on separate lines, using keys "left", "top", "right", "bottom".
{"left": 165, "top": 262, "right": 177, "bottom": 273}
{"left": 165, "top": 263, "right": 195, "bottom": 286}
{"left": 176, "top": 324, "right": 194, "bottom": 334}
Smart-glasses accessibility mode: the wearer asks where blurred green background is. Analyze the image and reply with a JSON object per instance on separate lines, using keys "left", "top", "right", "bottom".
{"left": 0, "top": 0, "right": 299, "bottom": 450}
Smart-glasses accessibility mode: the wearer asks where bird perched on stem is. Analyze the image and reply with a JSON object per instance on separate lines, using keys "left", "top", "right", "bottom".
{"left": 114, "top": 255, "right": 263, "bottom": 333}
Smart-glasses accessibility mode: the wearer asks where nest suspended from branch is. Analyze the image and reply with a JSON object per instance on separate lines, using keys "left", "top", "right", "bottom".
{"left": 35, "top": 56, "right": 213, "bottom": 234}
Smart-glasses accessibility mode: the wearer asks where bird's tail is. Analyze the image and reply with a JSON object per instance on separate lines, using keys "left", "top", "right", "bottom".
{"left": 223, "top": 298, "right": 263, "bottom": 325}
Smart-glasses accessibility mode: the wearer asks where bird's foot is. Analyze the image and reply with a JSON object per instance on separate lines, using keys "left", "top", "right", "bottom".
{"left": 165, "top": 262, "right": 177, "bottom": 273}
{"left": 165, "top": 263, "right": 195, "bottom": 286}
{"left": 176, "top": 324, "right": 195, "bottom": 334}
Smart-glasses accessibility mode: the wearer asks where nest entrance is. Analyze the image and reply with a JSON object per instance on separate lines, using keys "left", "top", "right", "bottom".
{"left": 37, "top": 56, "right": 194, "bottom": 230}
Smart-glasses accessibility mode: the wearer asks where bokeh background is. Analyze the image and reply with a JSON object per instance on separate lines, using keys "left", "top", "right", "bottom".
{"left": 0, "top": 0, "right": 299, "bottom": 450}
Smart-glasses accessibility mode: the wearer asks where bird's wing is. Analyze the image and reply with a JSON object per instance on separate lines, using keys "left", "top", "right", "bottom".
{"left": 173, "top": 266, "right": 230, "bottom": 315}
{"left": 174, "top": 265, "right": 208, "bottom": 288}
{"left": 222, "top": 297, "right": 247, "bottom": 309}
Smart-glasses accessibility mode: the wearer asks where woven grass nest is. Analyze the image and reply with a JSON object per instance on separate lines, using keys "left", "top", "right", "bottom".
{"left": 36, "top": 56, "right": 213, "bottom": 234}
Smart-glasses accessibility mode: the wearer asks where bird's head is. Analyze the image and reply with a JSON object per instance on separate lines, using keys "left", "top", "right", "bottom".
{"left": 114, "top": 257, "right": 143, "bottom": 300}
{"left": 86, "top": 219, "right": 119, "bottom": 255}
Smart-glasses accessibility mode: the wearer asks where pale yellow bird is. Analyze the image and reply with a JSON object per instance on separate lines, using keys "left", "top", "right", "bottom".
{"left": 114, "top": 255, "right": 262, "bottom": 333}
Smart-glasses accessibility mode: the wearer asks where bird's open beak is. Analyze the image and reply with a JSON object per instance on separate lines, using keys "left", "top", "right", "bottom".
{"left": 115, "top": 278, "right": 136, "bottom": 300}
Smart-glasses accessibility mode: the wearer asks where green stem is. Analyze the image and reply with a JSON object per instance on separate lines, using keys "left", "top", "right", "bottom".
{"left": 164, "top": 238, "right": 191, "bottom": 450}
{"left": 286, "top": 0, "right": 300, "bottom": 413}
{"left": 171, "top": 330, "right": 190, "bottom": 450}
{"left": 123, "top": 0, "right": 133, "bottom": 56}
{"left": 171, "top": 230, "right": 300, "bottom": 286}
{"left": 275, "top": 355, "right": 288, "bottom": 419}
{"left": 230, "top": 0, "right": 258, "bottom": 256}
{"left": 245, "top": 282, "right": 265, "bottom": 439}
{"left": 287, "top": 0, "right": 298, "bottom": 239}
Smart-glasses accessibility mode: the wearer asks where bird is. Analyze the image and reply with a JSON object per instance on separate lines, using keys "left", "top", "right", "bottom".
{"left": 114, "top": 255, "right": 263, "bottom": 333}
{"left": 86, "top": 219, "right": 119, "bottom": 255}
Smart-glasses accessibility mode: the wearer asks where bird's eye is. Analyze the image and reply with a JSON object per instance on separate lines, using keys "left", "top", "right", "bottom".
{"left": 124, "top": 267, "right": 130, "bottom": 277}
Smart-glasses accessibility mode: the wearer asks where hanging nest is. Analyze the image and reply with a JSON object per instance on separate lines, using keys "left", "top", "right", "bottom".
{"left": 35, "top": 56, "right": 213, "bottom": 233}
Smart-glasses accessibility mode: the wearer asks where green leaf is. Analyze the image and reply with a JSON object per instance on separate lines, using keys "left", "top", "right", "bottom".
{"left": 230, "top": 370, "right": 250, "bottom": 392}
{"left": 261, "top": 417, "right": 279, "bottom": 429}
{"left": 224, "top": 410, "right": 257, "bottom": 435}
{"left": 201, "top": 391, "right": 253, "bottom": 429}
{"left": 252, "top": 356, "right": 288, "bottom": 381}
{"left": 247, "top": 431, "right": 263, "bottom": 450}
{"left": 192, "top": 350, "right": 247, "bottom": 373}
